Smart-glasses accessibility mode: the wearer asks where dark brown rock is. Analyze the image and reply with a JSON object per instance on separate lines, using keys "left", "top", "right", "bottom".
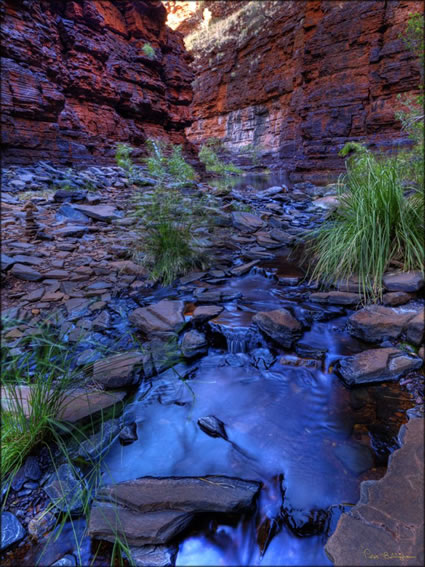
{"left": 129, "top": 300, "right": 186, "bottom": 337}
{"left": 92, "top": 351, "right": 144, "bottom": 388}
{"left": 347, "top": 305, "right": 423, "bottom": 343}
{"left": 253, "top": 309, "right": 302, "bottom": 348}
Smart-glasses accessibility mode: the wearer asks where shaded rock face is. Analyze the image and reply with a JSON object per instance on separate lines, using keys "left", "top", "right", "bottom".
{"left": 173, "top": 0, "right": 421, "bottom": 182}
{"left": 88, "top": 475, "right": 261, "bottom": 545}
{"left": 1, "top": 0, "right": 194, "bottom": 165}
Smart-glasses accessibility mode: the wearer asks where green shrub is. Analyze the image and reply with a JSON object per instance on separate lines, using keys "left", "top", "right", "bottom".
{"left": 199, "top": 139, "right": 242, "bottom": 175}
{"left": 115, "top": 143, "right": 134, "bottom": 176}
{"left": 142, "top": 43, "right": 156, "bottom": 59}
{"left": 306, "top": 144, "right": 424, "bottom": 301}
{"left": 144, "top": 139, "right": 197, "bottom": 185}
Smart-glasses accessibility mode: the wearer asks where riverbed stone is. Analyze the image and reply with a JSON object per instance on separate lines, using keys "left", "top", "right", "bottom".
{"left": 92, "top": 351, "right": 144, "bottom": 388}
{"left": 309, "top": 291, "right": 361, "bottom": 306}
{"left": 44, "top": 464, "right": 85, "bottom": 514}
{"left": 129, "top": 300, "right": 185, "bottom": 337}
{"left": 28, "top": 511, "right": 56, "bottom": 540}
{"left": 181, "top": 330, "right": 208, "bottom": 358}
{"left": 192, "top": 304, "right": 223, "bottom": 323}
{"left": 326, "top": 418, "right": 424, "bottom": 566}
{"left": 383, "top": 270, "right": 424, "bottom": 292}
{"left": 382, "top": 291, "right": 411, "bottom": 306}
{"left": 126, "top": 545, "right": 178, "bottom": 567}
{"left": 1, "top": 512, "right": 26, "bottom": 551}
{"left": 74, "top": 419, "right": 121, "bottom": 461}
{"left": 232, "top": 211, "right": 264, "bottom": 232}
{"left": 10, "top": 263, "right": 42, "bottom": 281}
{"left": 11, "top": 456, "right": 41, "bottom": 491}
{"left": 88, "top": 476, "right": 261, "bottom": 546}
{"left": 336, "top": 348, "right": 423, "bottom": 386}
{"left": 347, "top": 305, "right": 423, "bottom": 343}
{"left": 253, "top": 309, "right": 302, "bottom": 348}
{"left": 119, "top": 423, "right": 138, "bottom": 445}
{"left": 230, "top": 260, "right": 260, "bottom": 276}
{"left": 198, "top": 416, "right": 228, "bottom": 440}
{"left": 406, "top": 309, "right": 425, "bottom": 345}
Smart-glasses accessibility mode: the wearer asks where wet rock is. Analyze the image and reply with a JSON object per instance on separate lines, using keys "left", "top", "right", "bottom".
{"left": 383, "top": 270, "right": 424, "bottom": 292}
{"left": 230, "top": 260, "right": 260, "bottom": 276}
{"left": 251, "top": 348, "right": 275, "bottom": 370}
{"left": 10, "top": 263, "right": 42, "bottom": 281}
{"left": 334, "top": 443, "right": 374, "bottom": 475}
{"left": 336, "top": 348, "right": 423, "bottom": 386}
{"left": 192, "top": 304, "right": 224, "bottom": 323}
{"left": 126, "top": 545, "right": 177, "bottom": 567}
{"left": 11, "top": 456, "right": 41, "bottom": 491}
{"left": 253, "top": 309, "right": 302, "bottom": 348}
{"left": 282, "top": 507, "right": 329, "bottom": 537}
{"left": 309, "top": 291, "right": 361, "bottom": 306}
{"left": 181, "top": 330, "right": 208, "bottom": 358}
{"left": 198, "top": 416, "right": 228, "bottom": 440}
{"left": 382, "top": 291, "right": 411, "bottom": 306}
{"left": 142, "top": 339, "right": 181, "bottom": 377}
{"left": 129, "top": 300, "right": 185, "bottom": 337}
{"left": 406, "top": 309, "right": 425, "bottom": 345}
{"left": 28, "top": 511, "right": 56, "bottom": 540}
{"left": 88, "top": 476, "right": 261, "bottom": 545}
{"left": 1, "top": 512, "right": 26, "bottom": 551}
{"left": 92, "top": 352, "right": 144, "bottom": 388}
{"left": 326, "top": 418, "right": 424, "bottom": 566}
{"left": 119, "top": 423, "right": 138, "bottom": 446}
{"left": 44, "top": 464, "right": 85, "bottom": 514}
{"left": 347, "top": 305, "right": 423, "bottom": 343}
{"left": 256, "top": 185, "right": 286, "bottom": 199}
{"left": 74, "top": 419, "right": 121, "bottom": 461}
{"left": 232, "top": 211, "right": 264, "bottom": 232}
{"left": 73, "top": 204, "right": 120, "bottom": 222}
{"left": 50, "top": 555, "right": 77, "bottom": 566}
{"left": 278, "top": 275, "right": 302, "bottom": 286}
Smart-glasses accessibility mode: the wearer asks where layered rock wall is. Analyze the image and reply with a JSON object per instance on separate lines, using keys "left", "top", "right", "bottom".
{"left": 1, "top": 0, "right": 194, "bottom": 165}
{"left": 179, "top": 0, "right": 422, "bottom": 182}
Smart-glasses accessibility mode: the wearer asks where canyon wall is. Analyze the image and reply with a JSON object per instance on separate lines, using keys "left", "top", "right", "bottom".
{"left": 1, "top": 0, "right": 194, "bottom": 166}
{"left": 173, "top": 0, "right": 422, "bottom": 183}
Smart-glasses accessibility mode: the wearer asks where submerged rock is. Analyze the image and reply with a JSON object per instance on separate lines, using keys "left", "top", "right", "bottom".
{"left": 119, "top": 423, "right": 138, "bottom": 445}
{"left": 334, "top": 443, "right": 374, "bottom": 475}
{"left": 88, "top": 476, "right": 261, "bottom": 546}
{"left": 253, "top": 309, "right": 302, "bottom": 348}
{"left": 336, "top": 348, "right": 423, "bottom": 386}
{"left": 282, "top": 506, "right": 329, "bottom": 537}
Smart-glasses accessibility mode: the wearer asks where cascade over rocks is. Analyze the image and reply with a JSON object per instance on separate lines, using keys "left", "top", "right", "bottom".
{"left": 1, "top": 0, "right": 194, "bottom": 165}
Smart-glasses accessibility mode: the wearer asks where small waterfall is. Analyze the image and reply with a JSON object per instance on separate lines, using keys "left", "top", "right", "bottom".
{"left": 210, "top": 322, "right": 265, "bottom": 353}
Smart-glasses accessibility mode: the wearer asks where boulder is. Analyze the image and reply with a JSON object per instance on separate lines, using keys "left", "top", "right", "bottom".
{"left": 88, "top": 476, "right": 260, "bottom": 546}
{"left": 232, "top": 211, "right": 264, "bottom": 233}
{"left": 192, "top": 305, "right": 224, "bottom": 323}
{"left": 347, "top": 305, "right": 422, "bottom": 343}
{"left": 383, "top": 270, "right": 424, "bottom": 292}
{"left": 0, "top": 512, "right": 25, "bottom": 551}
{"left": 129, "top": 300, "right": 185, "bottom": 337}
{"left": 326, "top": 418, "right": 424, "bottom": 565}
{"left": 253, "top": 309, "right": 302, "bottom": 348}
{"left": 181, "top": 330, "right": 208, "bottom": 358}
{"left": 336, "top": 348, "right": 423, "bottom": 386}
{"left": 92, "top": 352, "right": 144, "bottom": 388}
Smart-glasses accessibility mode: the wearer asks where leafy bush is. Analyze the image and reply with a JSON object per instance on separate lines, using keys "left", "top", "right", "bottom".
{"left": 142, "top": 43, "right": 156, "bottom": 59}
{"left": 306, "top": 144, "right": 424, "bottom": 301}
{"left": 144, "top": 139, "right": 197, "bottom": 185}
{"left": 199, "top": 139, "right": 242, "bottom": 175}
{"left": 132, "top": 186, "right": 211, "bottom": 284}
{"left": 115, "top": 143, "right": 134, "bottom": 177}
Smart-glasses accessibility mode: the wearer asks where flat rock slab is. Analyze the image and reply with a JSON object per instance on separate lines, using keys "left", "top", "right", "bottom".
{"left": 1, "top": 512, "right": 25, "bottom": 551}
{"left": 232, "top": 211, "right": 264, "bottom": 232}
{"left": 92, "top": 351, "right": 144, "bottom": 388}
{"left": 336, "top": 348, "right": 423, "bottom": 386}
{"left": 73, "top": 204, "right": 120, "bottom": 221}
{"left": 326, "top": 418, "right": 424, "bottom": 566}
{"left": 383, "top": 271, "right": 424, "bottom": 292}
{"left": 1, "top": 386, "right": 125, "bottom": 423}
{"left": 348, "top": 305, "right": 424, "bottom": 344}
{"left": 253, "top": 309, "right": 302, "bottom": 348}
{"left": 10, "top": 263, "right": 42, "bottom": 281}
{"left": 129, "top": 300, "right": 185, "bottom": 337}
{"left": 89, "top": 476, "right": 261, "bottom": 546}
{"left": 192, "top": 305, "right": 224, "bottom": 323}
{"left": 310, "top": 291, "right": 361, "bottom": 306}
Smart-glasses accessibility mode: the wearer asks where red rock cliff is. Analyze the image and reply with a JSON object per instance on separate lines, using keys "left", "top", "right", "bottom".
{"left": 1, "top": 0, "right": 194, "bottom": 165}
{"left": 174, "top": 0, "right": 422, "bottom": 182}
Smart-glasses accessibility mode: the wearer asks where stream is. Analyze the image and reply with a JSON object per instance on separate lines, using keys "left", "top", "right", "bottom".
{"left": 2, "top": 171, "right": 417, "bottom": 567}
